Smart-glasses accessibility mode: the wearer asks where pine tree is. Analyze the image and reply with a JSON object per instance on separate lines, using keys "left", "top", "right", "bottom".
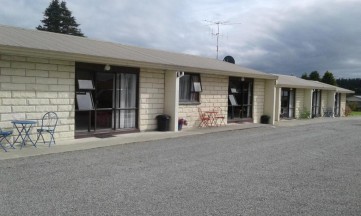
{"left": 309, "top": 71, "right": 320, "bottom": 81}
{"left": 321, "top": 71, "right": 337, "bottom": 86}
{"left": 37, "top": 0, "right": 84, "bottom": 37}
{"left": 301, "top": 72, "right": 309, "bottom": 80}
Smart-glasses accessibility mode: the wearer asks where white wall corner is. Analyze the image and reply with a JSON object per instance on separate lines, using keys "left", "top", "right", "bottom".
{"left": 304, "top": 89, "right": 313, "bottom": 115}
{"left": 164, "top": 71, "right": 179, "bottom": 131}
{"left": 327, "top": 91, "right": 336, "bottom": 110}
{"left": 275, "top": 87, "right": 281, "bottom": 122}
{"left": 264, "top": 79, "right": 276, "bottom": 125}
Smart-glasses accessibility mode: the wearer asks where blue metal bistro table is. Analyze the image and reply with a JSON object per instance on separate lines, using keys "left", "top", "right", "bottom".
{"left": 11, "top": 120, "right": 37, "bottom": 149}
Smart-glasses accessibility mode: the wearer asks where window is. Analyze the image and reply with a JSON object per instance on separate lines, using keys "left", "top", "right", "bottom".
{"left": 76, "top": 92, "right": 94, "bottom": 110}
{"left": 76, "top": 80, "right": 95, "bottom": 111}
{"left": 179, "top": 73, "right": 202, "bottom": 103}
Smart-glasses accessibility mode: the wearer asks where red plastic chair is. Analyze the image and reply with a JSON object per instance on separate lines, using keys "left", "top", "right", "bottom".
{"left": 198, "top": 108, "right": 211, "bottom": 127}
{"left": 213, "top": 107, "right": 226, "bottom": 126}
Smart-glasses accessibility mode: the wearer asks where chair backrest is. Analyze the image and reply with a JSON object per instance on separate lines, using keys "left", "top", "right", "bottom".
{"left": 41, "top": 112, "right": 58, "bottom": 130}
{"left": 198, "top": 107, "right": 206, "bottom": 119}
{"left": 214, "top": 106, "right": 223, "bottom": 114}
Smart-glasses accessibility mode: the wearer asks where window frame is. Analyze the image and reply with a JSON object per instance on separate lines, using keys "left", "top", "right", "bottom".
{"left": 179, "top": 72, "right": 202, "bottom": 104}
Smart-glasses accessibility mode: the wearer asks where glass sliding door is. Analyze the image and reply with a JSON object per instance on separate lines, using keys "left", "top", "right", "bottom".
{"left": 334, "top": 93, "right": 341, "bottom": 117}
{"left": 115, "top": 73, "right": 137, "bottom": 129}
{"left": 75, "top": 62, "right": 139, "bottom": 137}
{"left": 280, "top": 88, "right": 295, "bottom": 119}
{"left": 75, "top": 67, "right": 95, "bottom": 132}
{"left": 289, "top": 89, "right": 295, "bottom": 117}
{"left": 312, "top": 89, "right": 322, "bottom": 117}
{"left": 228, "top": 77, "right": 253, "bottom": 122}
{"left": 95, "top": 72, "right": 114, "bottom": 130}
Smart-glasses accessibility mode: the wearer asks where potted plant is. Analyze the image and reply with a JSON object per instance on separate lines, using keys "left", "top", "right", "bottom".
{"left": 178, "top": 118, "right": 188, "bottom": 130}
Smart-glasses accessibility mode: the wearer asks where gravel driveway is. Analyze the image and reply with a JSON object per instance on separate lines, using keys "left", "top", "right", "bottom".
{"left": 0, "top": 119, "right": 360, "bottom": 216}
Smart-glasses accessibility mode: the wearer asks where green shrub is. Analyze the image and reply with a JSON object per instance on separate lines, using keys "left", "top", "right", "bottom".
{"left": 298, "top": 108, "right": 311, "bottom": 119}
{"left": 345, "top": 105, "right": 352, "bottom": 116}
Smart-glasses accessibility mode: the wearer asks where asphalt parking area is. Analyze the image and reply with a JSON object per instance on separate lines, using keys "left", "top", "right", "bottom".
{"left": 0, "top": 118, "right": 360, "bottom": 215}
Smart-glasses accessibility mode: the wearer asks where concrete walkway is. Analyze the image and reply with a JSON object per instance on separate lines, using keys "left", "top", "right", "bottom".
{"left": 1, "top": 117, "right": 359, "bottom": 160}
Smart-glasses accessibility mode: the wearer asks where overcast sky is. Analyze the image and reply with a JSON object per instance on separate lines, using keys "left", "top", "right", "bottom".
{"left": 0, "top": 0, "right": 360, "bottom": 78}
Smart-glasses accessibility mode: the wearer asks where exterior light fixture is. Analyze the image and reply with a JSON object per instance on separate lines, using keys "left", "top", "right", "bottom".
{"left": 176, "top": 71, "right": 185, "bottom": 78}
{"left": 104, "top": 64, "right": 111, "bottom": 71}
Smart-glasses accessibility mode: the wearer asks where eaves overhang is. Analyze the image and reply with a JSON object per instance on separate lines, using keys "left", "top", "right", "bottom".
{"left": 0, "top": 45, "right": 277, "bottom": 80}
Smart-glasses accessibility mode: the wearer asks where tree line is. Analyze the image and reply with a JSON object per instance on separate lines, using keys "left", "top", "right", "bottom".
{"left": 301, "top": 71, "right": 336, "bottom": 85}
{"left": 336, "top": 78, "right": 361, "bottom": 95}
{"left": 301, "top": 71, "right": 360, "bottom": 95}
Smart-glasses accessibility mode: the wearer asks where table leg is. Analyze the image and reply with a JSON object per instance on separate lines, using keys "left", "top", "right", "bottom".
{"left": 13, "top": 124, "right": 36, "bottom": 149}
{"left": 12, "top": 124, "right": 25, "bottom": 148}
{"left": 24, "top": 125, "right": 36, "bottom": 148}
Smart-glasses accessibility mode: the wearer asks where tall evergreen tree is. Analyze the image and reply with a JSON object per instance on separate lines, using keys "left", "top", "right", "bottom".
{"left": 321, "top": 71, "right": 337, "bottom": 85}
{"left": 37, "top": 0, "right": 84, "bottom": 36}
{"left": 309, "top": 71, "right": 321, "bottom": 81}
{"left": 301, "top": 72, "right": 309, "bottom": 80}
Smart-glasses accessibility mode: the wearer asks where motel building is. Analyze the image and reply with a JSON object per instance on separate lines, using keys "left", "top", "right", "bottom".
{"left": 0, "top": 25, "right": 354, "bottom": 143}
{"left": 274, "top": 74, "right": 353, "bottom": 121}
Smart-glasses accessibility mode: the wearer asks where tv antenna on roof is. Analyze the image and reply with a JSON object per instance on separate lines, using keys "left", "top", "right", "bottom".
{"left": 204, "top": 20, "right": 241, "bottom": 60}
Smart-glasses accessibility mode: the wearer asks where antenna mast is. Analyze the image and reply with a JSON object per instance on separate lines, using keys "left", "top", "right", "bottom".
{"left": 204, "top": 20, "right": 241, "bottom": 60}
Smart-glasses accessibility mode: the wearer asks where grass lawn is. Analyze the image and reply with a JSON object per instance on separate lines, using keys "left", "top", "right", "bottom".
{"left": 350, "top": 111, "right": 361, "bottom": 116}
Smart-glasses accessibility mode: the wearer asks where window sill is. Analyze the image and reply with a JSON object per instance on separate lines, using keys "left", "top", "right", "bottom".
{"left": 179, "top": 102, "right": 201, "bottom": 106}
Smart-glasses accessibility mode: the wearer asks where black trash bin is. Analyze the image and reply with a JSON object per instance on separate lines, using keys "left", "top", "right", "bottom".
{"left": 156, "top": 114, "right": 171, "bottom": 131}
{"left": 260, "top": 115, "right": 270, "bottom": 124}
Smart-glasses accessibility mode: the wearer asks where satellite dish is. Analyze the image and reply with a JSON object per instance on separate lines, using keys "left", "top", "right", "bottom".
{"left": 223, "top": 56, "right": 235, "bottom": 64}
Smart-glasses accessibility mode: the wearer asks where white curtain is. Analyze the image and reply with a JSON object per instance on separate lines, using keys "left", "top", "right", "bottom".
{"left": 117, "top": 73, "right": 137, "bottom": 128}
{"left": 179, "top": 75, "right": 191, "bottom": 101}
{"left": 289, "top": 89, "right": 295, "bottom": 117}
{"left": 247, "top": 82, "right": 252, "bottom": 117}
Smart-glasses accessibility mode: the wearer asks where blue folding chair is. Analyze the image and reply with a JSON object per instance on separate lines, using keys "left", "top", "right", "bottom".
{"left": 35, "top": 112, "right": 58, "bottom": 147}
{"left": 0, "top": 128, "right": 15, "bottom": 152}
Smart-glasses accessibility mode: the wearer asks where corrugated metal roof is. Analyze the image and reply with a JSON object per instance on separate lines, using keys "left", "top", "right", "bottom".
{"left": 275, "top": 74, "right": 354, "bottom": 93}
{"left": 274, "top": 74, "right": 334, "bottom": 90}
{"left": 0, "top": 25, "right": 276, "bottom": 79}
{"left": 313, "top": 81, "right": 355, "bottom": 93}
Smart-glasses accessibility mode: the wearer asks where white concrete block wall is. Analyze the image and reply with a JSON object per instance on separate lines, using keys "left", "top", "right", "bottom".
{"left": 0, "top": 54, "right": 75, "bottom": 141}
{"left": 295, "top": 89, "right": 305, "bottom": 118}
{"left": 340, "top": 93, "right": 347, "bottom": 116}
{"left": 253, "top": 79, "right": 265, "bottom": 123}
{"left": 178, "top": 74, "right": 228, "bottom": 128}
{"left": 275, "top": 87, "right": 281, "bottom": 122}
{"left": 321, "top": 90, "right": 328, "bottom": 113}
{"left": 139, "top": 68, "right": 165, "bottom": 131}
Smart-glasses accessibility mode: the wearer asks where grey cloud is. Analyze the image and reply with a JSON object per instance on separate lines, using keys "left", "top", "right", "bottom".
{"left": 0, "top": 0, "right": 360, "bottom": 78}
{"left": 234, "top": 1, "right": 361, "bottom": 78}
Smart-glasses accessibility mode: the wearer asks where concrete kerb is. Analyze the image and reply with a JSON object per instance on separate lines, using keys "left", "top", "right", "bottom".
{"left": 0, "top": 123, "right": 269, "bottom": 160}
{"left": 1, "top": 117, "right": 360, "bottom": 160}
{"left": 275, "top": 116, "right": 361, "bottom": 127}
